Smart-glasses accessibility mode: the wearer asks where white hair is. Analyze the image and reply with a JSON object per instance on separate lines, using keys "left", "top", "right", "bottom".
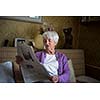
{"left": 42, "top": 31, "right": 59, "bottom": 45}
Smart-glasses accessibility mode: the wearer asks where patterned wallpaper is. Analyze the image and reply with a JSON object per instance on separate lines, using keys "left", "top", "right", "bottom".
{"left": 43, "top": 16, "right": 80, "bottom": 48}
{"left": 0, "top": 19, "right": 41, "bottom": 47}
{"left": 0, "top": 16, "right": 80, "bottom": 49}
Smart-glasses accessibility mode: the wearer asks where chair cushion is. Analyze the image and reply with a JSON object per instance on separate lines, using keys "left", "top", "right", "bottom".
{"left": 68, "top": 59, "right": 76, "bottom": 82}
{"left": 0, "top": 61, "right": 15, "bottom": 83}
{"left": 76, "top": 75, "right": 100, "bottom": 83}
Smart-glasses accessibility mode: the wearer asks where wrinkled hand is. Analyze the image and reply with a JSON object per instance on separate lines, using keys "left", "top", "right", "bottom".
{"left": 16, "top": 55, "right": 23, "bottom": 64}
{"left": 49, "top": 75, "right": 59, "bottom": 83}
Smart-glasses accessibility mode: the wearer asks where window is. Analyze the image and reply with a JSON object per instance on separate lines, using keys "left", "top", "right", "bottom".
{"left": 0, "top": 16, "right": 42, "bottom": 23}
{"left": 28, "top": 16, "right": 42, "bottom": 23}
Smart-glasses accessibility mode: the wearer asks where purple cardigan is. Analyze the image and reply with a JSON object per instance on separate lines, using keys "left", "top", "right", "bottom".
{"left": 35, "top": 51, "right": 70, "bottom": 83}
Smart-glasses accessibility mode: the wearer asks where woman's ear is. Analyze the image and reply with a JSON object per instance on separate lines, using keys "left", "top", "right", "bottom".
{"left": 54, "top": 42, "right": 57, "bottom": 46}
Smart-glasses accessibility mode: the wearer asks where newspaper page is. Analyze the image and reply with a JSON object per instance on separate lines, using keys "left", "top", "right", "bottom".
{"left": 17, "top": 42, "right": 51, "bottom": 83}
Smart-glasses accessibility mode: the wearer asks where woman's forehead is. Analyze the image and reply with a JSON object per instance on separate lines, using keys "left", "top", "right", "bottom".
{"left": 43, "top": 37, "right": 55, "bottom": 43}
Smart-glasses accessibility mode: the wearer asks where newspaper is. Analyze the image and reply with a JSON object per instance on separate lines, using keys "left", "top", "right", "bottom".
{"left": 17, "top": 42, "right": 51, "bottom": 83}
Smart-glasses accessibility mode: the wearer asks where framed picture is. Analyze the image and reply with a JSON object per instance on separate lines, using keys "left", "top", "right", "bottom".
{"left": 0, "top": 16, "right": 43, "bottom": 23}
{"left": 15, "top": 38, "right": 26, "bottom": 47}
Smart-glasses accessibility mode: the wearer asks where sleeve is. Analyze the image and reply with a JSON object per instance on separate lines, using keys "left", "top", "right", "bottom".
{"left": 58, "top": 55, "right": 70, "bottom": 83}
{"left": 35, "top": 51, "right": 43, "bottom": 63}
{"left": 35, "top": 52, "right": 39, "bottom": 58}
{"left": 35, "top": 52, "right": 41, "bottom": 62}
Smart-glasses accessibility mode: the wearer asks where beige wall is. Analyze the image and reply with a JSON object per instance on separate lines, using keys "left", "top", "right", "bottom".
{"left": 0, "top": 16, "right": 80, "bottom": 49}
{"left": 43, "top": 16, "right": 80, "bottom": 48}
{"left": 0, "top": 19, "right": 41, "bottom": 47}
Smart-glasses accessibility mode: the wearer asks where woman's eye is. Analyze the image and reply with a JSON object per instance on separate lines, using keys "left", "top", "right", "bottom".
{"left": 49, "top": 39, "right": 52, "bottom": 42}
{"left": 43, "top": 40, "right": 46, "bottom": 42}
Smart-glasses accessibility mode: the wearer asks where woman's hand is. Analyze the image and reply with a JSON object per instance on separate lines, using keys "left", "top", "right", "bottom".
{"left": 15, "top": 55, "right": 23, "bottom": 64}
{"left": 49, "top": 75, "right": 59, "bottom": 83}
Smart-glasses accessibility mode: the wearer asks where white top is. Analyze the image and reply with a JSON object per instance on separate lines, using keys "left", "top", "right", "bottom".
{"left": 43, "top": 53, "right": 58, "bottom": 76}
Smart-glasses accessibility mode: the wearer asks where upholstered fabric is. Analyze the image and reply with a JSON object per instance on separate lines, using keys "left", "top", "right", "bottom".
{"left": 0, "top": 61, "right": 15, "bottom": 83}
{"left": 68, "top": 59, "right": 76, "bottom": 82}
{"left": 76, "top": 75, "right": 100, "bottom": 83}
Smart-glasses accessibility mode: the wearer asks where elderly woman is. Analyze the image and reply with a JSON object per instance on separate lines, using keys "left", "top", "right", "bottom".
{"left": 35, "top": 31, "right": 70, "bottom": 83}
{"left": 16, "top": 31, "right": 70, "bottom": 83}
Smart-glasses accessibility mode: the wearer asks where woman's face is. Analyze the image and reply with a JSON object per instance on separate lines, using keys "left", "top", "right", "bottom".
{"left": 43, "top": 37, "right": 56, "bottom": 52}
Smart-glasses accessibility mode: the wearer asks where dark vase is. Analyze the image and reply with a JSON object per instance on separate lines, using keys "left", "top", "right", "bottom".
{"left": 63, "top": 27, "right": 73, "bottom": 49}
